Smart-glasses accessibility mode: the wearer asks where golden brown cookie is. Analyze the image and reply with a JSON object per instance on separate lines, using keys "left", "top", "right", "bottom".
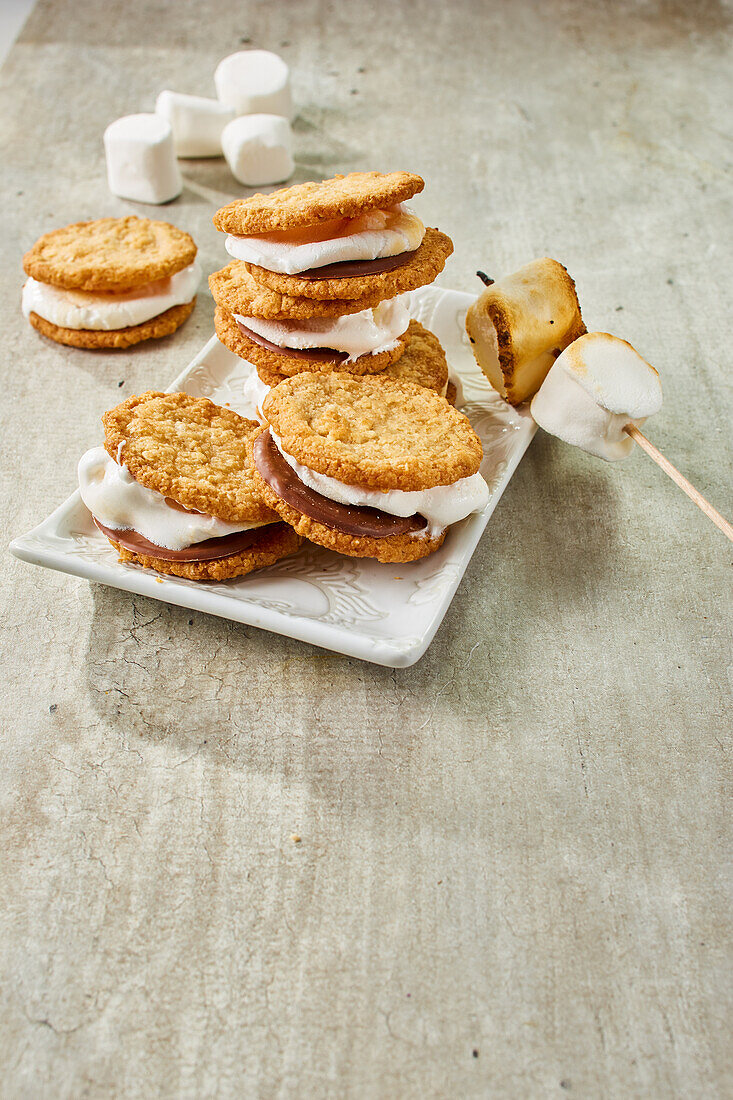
{"left": 244, "top": 228, "right": 453, "bottom": 301}
{"left": 213, "top": 171, "right": 424, "bottom": 235}
{"left": 251, "top": 321, "right": 449, "bottom": 397}
{"left": 214, "top": 304, "right": 408, "bottom": 378}
{"left": 261, "top": 372, "right": 483, "bottom": 491}
{"left": 106, "top": 522, "right": 302, "bottom": 581}
{"left": 28, "top": 299, "right": 196, "bottom": 349}
{"left": 247, "top": 441, "right": 446, "bottom": 564}
{"left": 23, "top": 216, "right": 197, "bottom": 291}
{"left": 209, "top": 262, "right": 387, "bottom": 320}
{"left": 103, "top": 391, "right": 276, "bottom": 523}
{"left": 377, "top": 321, "right": 449, "bottom": 396}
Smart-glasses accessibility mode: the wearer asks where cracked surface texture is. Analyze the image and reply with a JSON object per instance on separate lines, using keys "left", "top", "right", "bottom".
{"left": 1, "top": 2, "right": 732, "bottom": 1098}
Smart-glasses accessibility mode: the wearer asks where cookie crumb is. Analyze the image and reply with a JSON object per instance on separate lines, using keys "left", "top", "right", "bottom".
{"left": 49, "top": 704, "right": 57, "bottom": 713}
{"left": 476, "top": 271, "right": 494, "bottom": 286}
{"left": 472, "top": 1049, "right": 479, "bottom": 1058}
{"left": 118, "top": 380, "right": 125, "bottom": 387}
{"left": 155, "top": 577, "right": 164, "bottom": 583}
{"left": 290, "top": 834, "right": 301, "bottom": 844}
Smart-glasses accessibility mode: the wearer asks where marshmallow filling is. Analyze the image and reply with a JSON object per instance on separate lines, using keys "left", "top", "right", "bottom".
{"left": 79, "top": 446, "right": 270, "bottom": 557}
{"left": 254, "top": 430, "right": 489, "bottom": 539}
{"left": 22, "top": 261, "right": 201, "bottom": 331}
{"left": 225, "top": 205, "right": 425, "bottom": 275}
{"left": 234, "top": 294, "right": 411, "bottom": 364}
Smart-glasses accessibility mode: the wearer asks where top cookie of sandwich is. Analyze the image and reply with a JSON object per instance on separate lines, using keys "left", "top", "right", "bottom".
{"left": 213, "top": 171, "right": 424, "bottom": 235}
{"left": 103, "top": 391, "right": 276, "bottom": 523}
{"left": 23, "top": 216, "right": 197, "bottom": 292}
{"left": 262, "top": 372, "right": 482, "bottom": 491}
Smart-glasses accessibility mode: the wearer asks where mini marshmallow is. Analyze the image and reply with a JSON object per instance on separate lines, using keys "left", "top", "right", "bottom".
{"left": 465, "top": 258, "right": 586, "bottom": 406}
{"left": 155, "top": 91, "right": 234, "bottom": 158}
{"left": 530, "top": 332, "right": 663, "bottom": 461}
{"left": 104, "top": 113, "right": 182, "bottom": 204}
{"left": 221, "top": 114, "right": 294, "bottom": 187}
{"left": 214, "top": 50, "right": 294, "bottom": 120}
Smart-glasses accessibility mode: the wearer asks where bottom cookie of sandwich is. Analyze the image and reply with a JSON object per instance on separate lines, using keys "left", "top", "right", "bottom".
{"left": 29, "top": 299, "right": 196, "bottom": 350}
{"left": 97, "top": 518, "right": 302, "bottom": 581}
{"left": 250, "top": 427, "right": 447, "bottom": 564}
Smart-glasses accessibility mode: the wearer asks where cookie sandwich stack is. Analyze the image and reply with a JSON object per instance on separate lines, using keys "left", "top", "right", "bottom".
{"left": 209, "top": 171, "right": 457, "bottom": 411}
{"left": 22, "top": 217, "right": 201, "bottom": 349}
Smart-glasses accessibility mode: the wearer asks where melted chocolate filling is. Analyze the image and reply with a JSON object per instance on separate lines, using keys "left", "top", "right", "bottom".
{"left": 236, "top": 320, "right": 347, "bottom": 364}
{"left": 253, "top": 429, "right": 427, "bottom": 539}
{"left": 94, "top": 518, "right": 273, "bottom": 562}
{"left": 294, "top": 252, "right": 413, "bottom": 280}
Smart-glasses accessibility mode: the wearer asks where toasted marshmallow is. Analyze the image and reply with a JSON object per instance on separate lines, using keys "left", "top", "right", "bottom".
{"left": 224, "top": 205, "right": 425, "bottom": 274}
{"left": 530, "top": 332, "right": 663, "bottom": 461}
{"left": 79, "top": 446, "right": 267, "bottom": 550}
{"left": 22, "top": 261, "right": 201, "bottom": 331}
{"left": 104, "top": 113, "right": 182, "bottom": 204}
{"left": 236, "top": 294, "right": 411, "bottom": 362}
{"left": 221, "top": 114, "right": 294, "bottom": 187}
{"left": 271, "top": 433, "right": 489, "bottom": 538}
{"left": 215, "top": 50, "right": 294, "bottom": 120}
{"left": 155, "top": 91, "right": 234, "bottom": 158}
{"left": 465, "top": 258, "right": 586, "bottom": 405}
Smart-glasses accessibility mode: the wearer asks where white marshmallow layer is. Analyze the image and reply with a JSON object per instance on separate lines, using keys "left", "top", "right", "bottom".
{"left": 236, "top": 294, "right": 411, "bottom": 363}
{"left": 225, "top": 206, "right": 425, "bottom": 275}
{"left": 22, "top": 261, "right": 201, "bottom": 331}
{"left": 221, "top": 114, "right": 294, "bottom": 187}
{"left": 215, "top": 50, "right": 294, "bottom": 120}
{"left": 79, "top": 447, "right": 267, "bottom": 551}
{"left": 530, "top": 332, "right": 663, "bottom": 461}
{"left": 155, "top": 91, "right": 234, "bottom": 158}
{"left": 271, "top": 433, "right": 489, "bottom": 538}
{"left": 104, "top": 113, "right": 182, "bottom": 204}
{"left": 241, "top": 365, "right": 271, "bottom": 423}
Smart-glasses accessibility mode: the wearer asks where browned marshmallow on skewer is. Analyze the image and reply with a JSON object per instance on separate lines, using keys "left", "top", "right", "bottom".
{"left": 465, "top": 258, "right": 586, "bottom": 405}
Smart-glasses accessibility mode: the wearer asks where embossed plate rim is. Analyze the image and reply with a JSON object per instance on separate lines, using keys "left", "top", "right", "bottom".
{"left": 10, "top": 288, "right": 536, "bottom": 667}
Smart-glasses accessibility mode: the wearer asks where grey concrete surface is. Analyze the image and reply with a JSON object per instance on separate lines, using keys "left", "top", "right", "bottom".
{"left": 1, "top": 1, "right": 731, "bottom": 1097}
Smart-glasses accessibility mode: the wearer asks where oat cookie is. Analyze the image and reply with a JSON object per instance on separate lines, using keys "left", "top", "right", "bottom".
{"left": 214, "top": 305, "right": 408, "bottom": 378}
{"left": 23, "top": 216, "right": 197, "bottom": 291}
{"left": 213, "top": 171, "right": 424, "bottom": 236}
{"left": 28, "top": 299, "right": 195, "bottom": 350}
{"left": 107, "top": 522, "right": 302, "bottom": 581}
{"left": 209, "top": 262, "right": 386, "bottom": 320}
{"left": 250, "top": 320, "right": 448, "bottom": 395}
{"left": 245, "top": 228, "right": 453, "bottom": 301}
{"left": 248, "top": 438, "right": 446, "bottom": 564}
{"left": 261, "top": 372, "right": 483, "bottom": 491}
{"left": 103, "top": 391, "right": 276, "bottom": 523}
{"left": 377, "top": 321, "right": 449, "bottom": 396}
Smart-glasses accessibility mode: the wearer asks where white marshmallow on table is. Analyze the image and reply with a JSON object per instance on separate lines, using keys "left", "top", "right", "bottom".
{"left": 214, "top": 50, "right": 294, "bottom": 120}
{"left": 221, "top": 114, "right": 294, "bottom": 187}
{"left": 104, "top": 113, "right": 182, "bottom": 204}
{"left": 530, "top": 332, "right": 663, "bottom": 461}
{"left": 155, "top": 91, "right": 234, "bottom": 158}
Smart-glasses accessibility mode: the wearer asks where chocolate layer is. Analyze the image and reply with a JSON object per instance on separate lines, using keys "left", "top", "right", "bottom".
{"left": 94, "top": 518, "right": 274, "bottom": 562}
{"left": 294, "top": 252, "right": 413, "bottom": 281}
{"left": 236, "top": 320, "right": 347, "bottom": 364}
{"left": 253, "top": 430, "right": 427, "bottom": 539}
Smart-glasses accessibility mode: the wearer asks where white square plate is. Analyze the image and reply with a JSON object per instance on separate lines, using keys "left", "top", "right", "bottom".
{"left": 10, "top": 287, "right": 535, "bottom": 667}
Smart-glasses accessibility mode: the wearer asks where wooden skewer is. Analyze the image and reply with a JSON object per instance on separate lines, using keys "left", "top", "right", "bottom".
{"left": 624, "top": 424, "right": 733, "bottom": 544}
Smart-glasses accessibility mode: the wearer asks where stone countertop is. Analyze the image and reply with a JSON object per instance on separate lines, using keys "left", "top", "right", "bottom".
{"left": 1, "top": 1, "right": 731, "bottom": 1096}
